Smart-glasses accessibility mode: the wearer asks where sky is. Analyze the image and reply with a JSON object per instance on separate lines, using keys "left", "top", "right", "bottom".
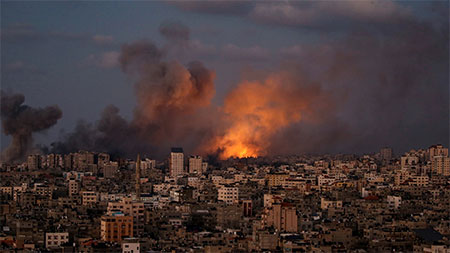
{"left": 1, "top": 1, "right": 449, "bottom": 160}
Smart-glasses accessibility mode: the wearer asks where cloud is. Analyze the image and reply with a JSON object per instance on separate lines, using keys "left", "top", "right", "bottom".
{"left": 0, "top": 23, "right": 42, "bottom": 42}
{"left": 221, "top": 44, "right": 271, "bottom": 61}
{"left": 92, "top": 34, "right": 114, "bottom": 45}
{"left": 86, "top": 51, "right": 120, "bottom": 69}
{"left": 1, "top": 23, "right": 114, "bottom": 47}
{"left": 3, "top": 61, "right": 45, "bottom": 75}
{"left": 170, "top": 1, "right": 414, "bottom": 31}
{"left": 167, "top": 1, "right": 253, "bottom": 15}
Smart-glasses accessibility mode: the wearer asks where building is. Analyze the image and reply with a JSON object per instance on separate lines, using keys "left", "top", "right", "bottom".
{"left": 432, "top": 156, "right": 450, "bottom": 176}
{"left": 74, "top": 151, "right": 95, "bottom": 170}
{"left": 189, "top": 155, "right": 203, "bottom": 174}
{"left": 122, "top": 238, "right": 140, "bottom": 253}
{"left": 141, "top": 158, "right": 156, "bottom": 177}
{"left": 68, "top": 180, "right": 80, "bottom": 196}
{"left": 387, "top": 195, "right": 402, "bottom": 210}
{"left": 101, "top": 212, "right": 133, "bottom": 243}
{"left": 98, "top": 153, "right": 110, "bottom": 169}
{"left": 218, "top": 186, "right": 239, "bottom": 204}
{"left": 380, "top": 147, "right": 393, "bottom": 161}
{"left": 45, "top": 232, "right": 69, "bottom": 249}
{"left": 136, "top": 154, "right": 141, "bottom": 200}
{"left": 107, "top": 198, "right": 144, "bottom": 236}
{"left": 429, "top": 144, "right": 448, "bottom": 160}
{"left": 104, "top": 162, "right": 119, "bottom": 178}
{"left": 320, "top": 198, "right": 343, "bottom": 209}
{"left": 81, "top": 191, "right": 99, "bottom": 205}
{"left": 266, "top": 202, "right": 298, "bottom": 232}
{"left": 241, "top": 199, "right": 253, "bottom": 217}
{"left": 266, "top": 173, "right": 289, "bottom": 187}
{"left": 27, "top": 154, "right": 40, "bottom": 171}
{"left": 170, "top": 148, "right": 184, "bottom": 177}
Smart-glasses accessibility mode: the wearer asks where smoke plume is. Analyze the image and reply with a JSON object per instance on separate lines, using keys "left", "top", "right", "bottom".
{"left": 49, "top": 9, "right": 448, "bottom": 159}
{"left": 1, "top": 90, "right": 62, "bottom": 162}
{"left": 51, "top": 34, "right": 216, "bottom": 158}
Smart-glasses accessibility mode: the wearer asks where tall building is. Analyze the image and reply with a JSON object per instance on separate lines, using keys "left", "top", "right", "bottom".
{"left": 380, "top": 147, "right": 393, "bottom": 161}
{"left": 266, "top": 202, "right": 298, "bottom": 232}
{"left": 101, "top": 213, "right": 133, "bottom": 243}
{"left": 189, "top": 155, "right": 203, "bottom": 174}
{"left": 68, "top": 179, "right": 80, "bottom": 196}
{"left": 170, "top": 148, "right": 184, "bottom": 177}
{"left": 98, "top": 153, "right": 110, "bottom": 170}
{"left": 429, "top": 144, "right": 449, "bottom": 160}
{"left": 136, "top": 154, "right": 141, "bottom": 200}
{"left": 432, "top": 156, "right": 450, "bottom": 176}
{"left": 27, "top": 154, "right": 40, "bottom": 171}
{"left": 104, "top": 162, "right": 118, "bottom": 179}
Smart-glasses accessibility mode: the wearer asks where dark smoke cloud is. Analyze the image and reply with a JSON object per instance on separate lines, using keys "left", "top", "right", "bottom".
{"left": 267, "top": 6, "right": 449, "bottom": 154}
{"left": 49, "top": 7, "right": 448, "bottom": 159}
{"left": 51, "top": 26, "right": 216, "bottom": 158}
{"left": 1, "top": 90, "right": 62, "bottom": 162}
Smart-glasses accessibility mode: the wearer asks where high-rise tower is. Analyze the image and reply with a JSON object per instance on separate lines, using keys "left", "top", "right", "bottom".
{"left": 135, "top": 154, "right": 141, "bottom": 200}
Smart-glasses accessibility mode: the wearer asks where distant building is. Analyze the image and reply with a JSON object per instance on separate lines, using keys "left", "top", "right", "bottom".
{"left": 107, "top": 197, "right": 144, "bottom": 236}
{"left": 68, "top": 180, "right": 80, "bottom": 196}
{"left": 387, "top": 195, "right": 402, "bottom": 210}
{"left": 380, "top": 147, "right": 393, "bottom": 161}
{"left": 122, "top": 238, "right": 140, "bottom": 253}
{"left": 218, "top": 186, "right": 239, "bottom": 204}
{"left": 320, "top": 198, "right": 343, "bottom": 209}
{"left": 241, "top": 199, "right": 253, "bottom": 217}
{"left": 266, "top": 202, "right": 298, "bottom": 232}
{"left": 432, "top": 156, "right": 450, "bottom": 176}
{"left": 104, "top": 162, "right": 119, "bottom": 178}
{"left": 98, "top": 153, "right": 110, "bottom": 169}
{"left": 189, "top": 155, "right": 203, "bottom": 174}
{"left": 101, "top": 213, "right": 133, "bottom": 243}
{"left": 428, "top": 144, "right": 448, "bottom": 160}
{"left": 45, "top": 232, "right": 69, "bottom": 249}
{"left": 81, "top": 191, "right": 99, "bottom": 205}
{"left": 170, "top": 148, "right": 184, "bottom": 177}
{"left": 27, "top": 154, "right": 40, "bottom": 171}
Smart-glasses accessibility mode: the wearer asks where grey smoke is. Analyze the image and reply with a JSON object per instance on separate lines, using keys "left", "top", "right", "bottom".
{"left": 1, "top": 90, "right": 62, "bottom": 162}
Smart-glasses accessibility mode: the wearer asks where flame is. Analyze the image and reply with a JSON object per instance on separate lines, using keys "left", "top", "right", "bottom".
{"left": 209, "top": 71, "right": 319, "bottom": 159}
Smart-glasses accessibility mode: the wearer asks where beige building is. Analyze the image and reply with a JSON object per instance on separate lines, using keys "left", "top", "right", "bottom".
{"left": 45, "top": 232, "right": 69, "bottom": 249}
{"left": 218, "top": 186, "right": 239, "bottom": 204}
{"left": 170, "top": 148, "right": 184, "bottom": 177}
{"left": 189, "top": 155, "right": 203, "bottom": 174}
{"left": 81, "top": 191, "right": 99, "bottom": 205}
{"left": 432, "top": 156, "right": 450, "bottom": 176}
{"left": 320, "top": 198, "right": 343, "bottom": 210}
{"left": 266, "top": 173, "right": 289, "bottom": 187}
{"left": 429, "top": 144, "right": 448, "bottom": 159}
{"left": 266, "top": 202, "right": 298, "bottom": 232}
{"left": 68, "top": 180, "right": 80, "bottom": 196}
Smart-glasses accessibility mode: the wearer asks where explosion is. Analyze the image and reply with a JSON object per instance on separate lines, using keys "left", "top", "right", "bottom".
{"left": 209, "top": 71, "right": 325, "bottom": 159}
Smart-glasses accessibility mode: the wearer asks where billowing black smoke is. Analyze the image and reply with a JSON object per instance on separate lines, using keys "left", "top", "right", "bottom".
{"left": 1, "top": 90, "right": 62, "bottom": 162}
